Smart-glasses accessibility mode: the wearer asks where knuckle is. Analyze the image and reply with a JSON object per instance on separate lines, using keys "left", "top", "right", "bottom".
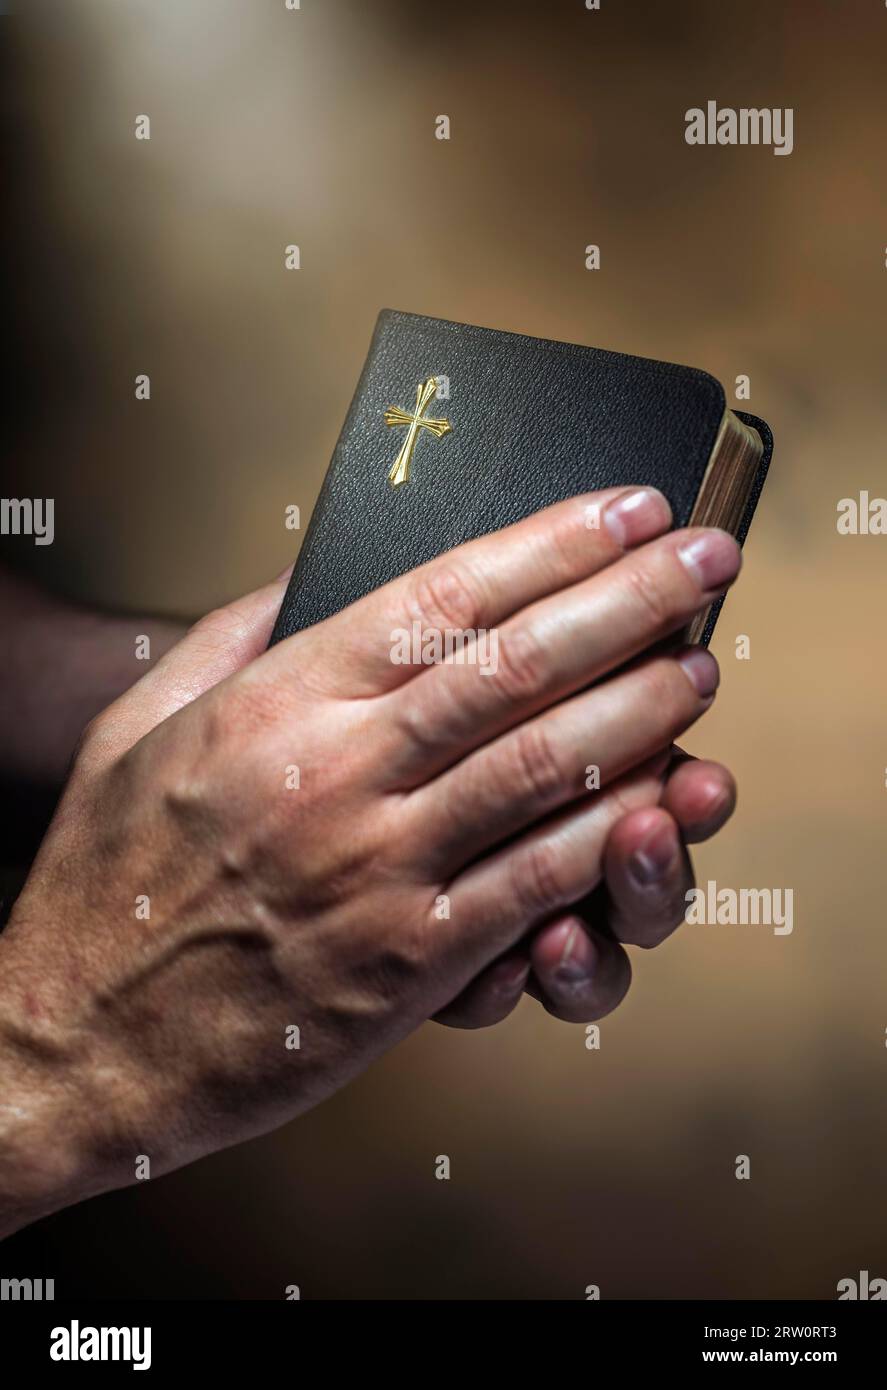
{"left": 76, "top": 711, "right": 106, "bottom": 754}
{"left": 513, "top": 838, "right": 569, "bottom": 917}
{"left": 370, "top": 920, "right": 430, "bottom": 995}
{"left": 392, "top": 683, "right": 458, "bottom": 765}
{"left": 493, "top": 623, "right": 547, "bottom": 705}
{"left": 72, "top": 710, "right": 115, "bottom": 772}
{"left": 202, "top": 686, "right": 239, "bottom": 739}
{"left": 624, "top": 559, "right": 673, "bottom": 630}
{"left": 545, "top": 505, "right": 588, "bottom": 569}
{"left": 189, "top": 602, "right": 253, "bottom": 653}
{"left": 392, "top": 692, "right": 437, "bottom": 761}
{"left": 407, "top": 560, "right": 482, "bottom": 635}
{"left": 508, "top": 721, "right": 564, "bottom": 805}
{"left": 606, "top": 778, "right": 649, "bottom": 826}
{"left": 162, "top": 764, "right": 212, "bottom": 822}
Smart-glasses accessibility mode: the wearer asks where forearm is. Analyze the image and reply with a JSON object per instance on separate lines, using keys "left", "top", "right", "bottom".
{"left": 0, "top": 980, "right": 113, "bottom": 1241}
{"left": 0, "top": 565, "right": 184, "bottom": 792}
{"left": 0, "top": 567, "right": 184, "bottom": 866}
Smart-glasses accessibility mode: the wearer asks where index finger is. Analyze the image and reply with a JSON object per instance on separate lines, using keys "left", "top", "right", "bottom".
{"left": 271, "top": 486, "right": 672, "bottom": 696}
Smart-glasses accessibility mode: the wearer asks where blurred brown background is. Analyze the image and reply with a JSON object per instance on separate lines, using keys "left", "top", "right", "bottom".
{"left": 3, "top": 0, "right": 887, "bottom": 1298}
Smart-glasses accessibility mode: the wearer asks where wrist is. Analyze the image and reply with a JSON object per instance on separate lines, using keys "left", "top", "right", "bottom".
{"left": 0, "top": 938, "right": 136, "bottom": 1239}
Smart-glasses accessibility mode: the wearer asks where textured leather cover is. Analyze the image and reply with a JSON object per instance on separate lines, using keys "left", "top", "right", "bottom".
{"left": 270, "top": 310, "right": 773, "bottom": 648}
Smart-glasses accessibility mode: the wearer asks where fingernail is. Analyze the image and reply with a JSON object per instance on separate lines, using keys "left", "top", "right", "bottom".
{"left": 704, "top": 782, "right": 733, "bottom": 819}
{"left": 628, "top": 821, "right": 678, "bottom": 887}
{"left": 554, "top": 925, "right": 596, "bottom": 985}
{"left": 603, "top": 488, "right": 671, "bottom": 549}
{"left": 677, "top": 530, "right": 741, "bottom": 591}
{"left": 555, "top": 960, "right": 588, "bottom": 984}
{"left": 676, "top": 645, "right": 720, "bottom": 698}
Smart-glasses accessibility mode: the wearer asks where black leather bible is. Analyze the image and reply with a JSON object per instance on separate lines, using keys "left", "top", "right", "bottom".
{"left": 270, "top": 310, "right": 772, "bottom": 648}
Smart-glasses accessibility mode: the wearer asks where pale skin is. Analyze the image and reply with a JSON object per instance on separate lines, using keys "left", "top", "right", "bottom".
{"left": 0, "top": 486, "right": 741, "bottom": 1238}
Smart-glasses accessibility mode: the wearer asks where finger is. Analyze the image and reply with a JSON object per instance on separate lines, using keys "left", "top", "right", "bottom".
{"left": 385, "top": 526, "right": 740, "bottom": 784}
{"left": 410, "top": 646, "right": 718, "bottom": 877}
{"left": 432, "top": 952, "right": 531, "bottom": 1029}
{"left": 599, "top": 806, "right": 695, "bottom": 949}
{"left": 81, "top": 565, "right": 294, "bottom": 765}
{"left": 443, "top": 759, "right": 669, "bottom": 979}
{"left": 661, "top": 755, "right": 736, "bottom": 842}
{"left": 434, "top": 750, "right": 735, "bottom": 1027}
{"left": 525, "top": 915, "right": 632, "bottom": 1023}
{"left": 267, "top": 487, "right": 672, "bottom": 696}
{"left": 518, "top": 755, "right": 735, "bottom": 1018}
{"left": 434, "top": 753, "right": 673, "bottom": 1029}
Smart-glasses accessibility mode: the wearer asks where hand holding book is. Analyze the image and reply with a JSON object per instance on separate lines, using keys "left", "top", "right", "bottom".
{"left": 0, "top": 488, "right": 741, "bottom": 1235}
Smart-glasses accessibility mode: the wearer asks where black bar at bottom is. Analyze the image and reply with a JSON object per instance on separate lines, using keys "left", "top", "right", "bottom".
{"left": 0, "top": 1298, "right": 881, "bottom": 1375}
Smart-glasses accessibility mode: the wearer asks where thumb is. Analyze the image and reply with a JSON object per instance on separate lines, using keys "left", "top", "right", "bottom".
{"left": 83, "top": 564, "right": 294, "bottom": 766}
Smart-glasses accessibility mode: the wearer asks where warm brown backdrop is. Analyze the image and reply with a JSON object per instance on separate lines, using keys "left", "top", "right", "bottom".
{"left": 4, "top": 0, "right": 887, "bottom": 1298}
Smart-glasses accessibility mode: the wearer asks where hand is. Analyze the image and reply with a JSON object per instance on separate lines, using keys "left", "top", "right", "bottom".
{"left": 0, "top": 564, "right": 184, "bottom": 861}
{"left": 433, "top": 747, "right": 736, "bottom": 1027}
{"left": 0, "top": 487, "right": 740, "bottom": 1234}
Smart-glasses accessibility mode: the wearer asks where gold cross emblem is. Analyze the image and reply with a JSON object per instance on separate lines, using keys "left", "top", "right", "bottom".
{"left": 383, "top": 377, "right": 451, "bottom": 487}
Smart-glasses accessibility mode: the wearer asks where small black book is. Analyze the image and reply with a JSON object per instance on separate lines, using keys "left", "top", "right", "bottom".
{"left": 270, "top": 310, "right": 772, "bottom": 648}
